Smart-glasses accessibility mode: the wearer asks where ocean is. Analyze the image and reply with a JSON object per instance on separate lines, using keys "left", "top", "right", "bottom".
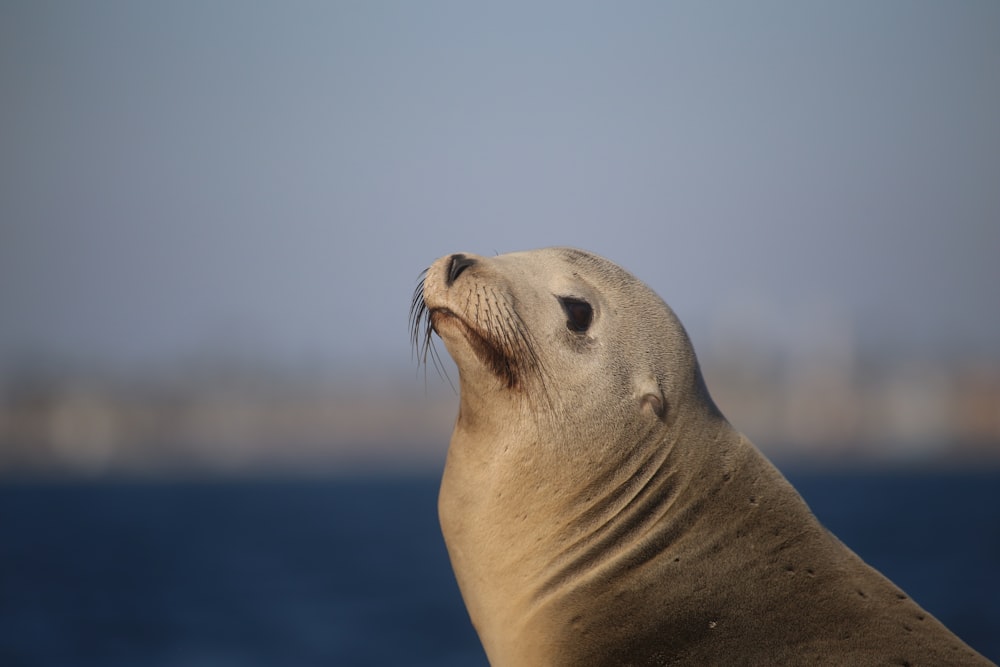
{"left": 1, "top": 469, "right": 997, "bottom": 666}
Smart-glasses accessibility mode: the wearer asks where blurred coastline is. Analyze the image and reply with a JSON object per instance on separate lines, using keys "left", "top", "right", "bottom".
{"left": 0, "top": 364, "right": 455, "bottom": 477}
{"left": 2, "top": 345, "right": 998, "bottom": 477}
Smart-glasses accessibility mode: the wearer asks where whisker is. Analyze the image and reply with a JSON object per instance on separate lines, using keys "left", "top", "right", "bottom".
{"left": 409, "top": 269, "right": 456, "bottom": 393}
{"left": 408, "top": 269, "right": 428, "bottom": 353}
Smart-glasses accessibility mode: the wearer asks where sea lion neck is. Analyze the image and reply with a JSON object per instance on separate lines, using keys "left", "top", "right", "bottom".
{"left": 439, "top": 405, "right": 744, "bottom": 665}
{"left": 445, "top": 384, "right": 738, "bottom": 584}
{"left": 537, "top": 407, "right": 740, "bottom": 589}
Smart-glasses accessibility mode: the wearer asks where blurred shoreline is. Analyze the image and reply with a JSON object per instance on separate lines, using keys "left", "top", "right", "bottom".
{"left": 2, "top": 350, "right": 998, "bottom": 478}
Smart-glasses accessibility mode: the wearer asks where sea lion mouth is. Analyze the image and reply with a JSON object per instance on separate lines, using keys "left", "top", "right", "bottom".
{"left": 430, "top": 308, "right": 521, "bottom": 389}
{"left": 410, "top": 279, "right": 527, "bottom": 390}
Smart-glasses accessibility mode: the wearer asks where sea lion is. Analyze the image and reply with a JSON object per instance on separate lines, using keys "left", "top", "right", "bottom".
{"left": 410, "top": 247, "right": 991, "bottom": 666}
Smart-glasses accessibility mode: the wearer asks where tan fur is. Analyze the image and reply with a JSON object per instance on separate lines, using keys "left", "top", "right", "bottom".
{"left": 417, "top": 247, "right": 991, "bottom": 666}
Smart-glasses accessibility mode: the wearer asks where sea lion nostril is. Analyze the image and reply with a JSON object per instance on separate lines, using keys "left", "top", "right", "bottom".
{"left": 447, "top": 253, "right": 476, "bottom": 286}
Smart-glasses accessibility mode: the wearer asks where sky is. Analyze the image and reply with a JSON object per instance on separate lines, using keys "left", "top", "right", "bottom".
{"left": 2, "top": 1, "right": 999, "bottom": 378}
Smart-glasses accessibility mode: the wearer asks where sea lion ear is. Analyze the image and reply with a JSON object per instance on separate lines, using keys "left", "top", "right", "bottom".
{"left": 637, "top": 374, "right": 667, "bottom": 421}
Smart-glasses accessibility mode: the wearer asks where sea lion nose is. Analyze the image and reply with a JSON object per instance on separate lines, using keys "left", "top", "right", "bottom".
{"left": 446, "top": 253, "right": 477, "bottom": 286}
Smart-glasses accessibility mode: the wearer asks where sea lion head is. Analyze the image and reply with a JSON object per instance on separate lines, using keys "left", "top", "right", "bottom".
{"left": 412, "top": 246, "right": 719, "bottom": 460}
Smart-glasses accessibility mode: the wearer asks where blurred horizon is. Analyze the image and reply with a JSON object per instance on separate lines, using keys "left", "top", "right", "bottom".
{"left": 3, "top": 338, "right": 998, "bottom": 476}
{"left": 2, "top": 1, "right": 999, "bottom": 474}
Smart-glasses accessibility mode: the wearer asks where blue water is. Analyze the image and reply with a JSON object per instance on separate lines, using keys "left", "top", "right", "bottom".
{"left": 1, "top": 470, "right": 997, "bottom": 666}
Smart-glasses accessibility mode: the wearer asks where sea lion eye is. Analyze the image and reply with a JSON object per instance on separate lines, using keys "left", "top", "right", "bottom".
{"left": 559, "top": 297, "right": 593, "bottom": 333}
